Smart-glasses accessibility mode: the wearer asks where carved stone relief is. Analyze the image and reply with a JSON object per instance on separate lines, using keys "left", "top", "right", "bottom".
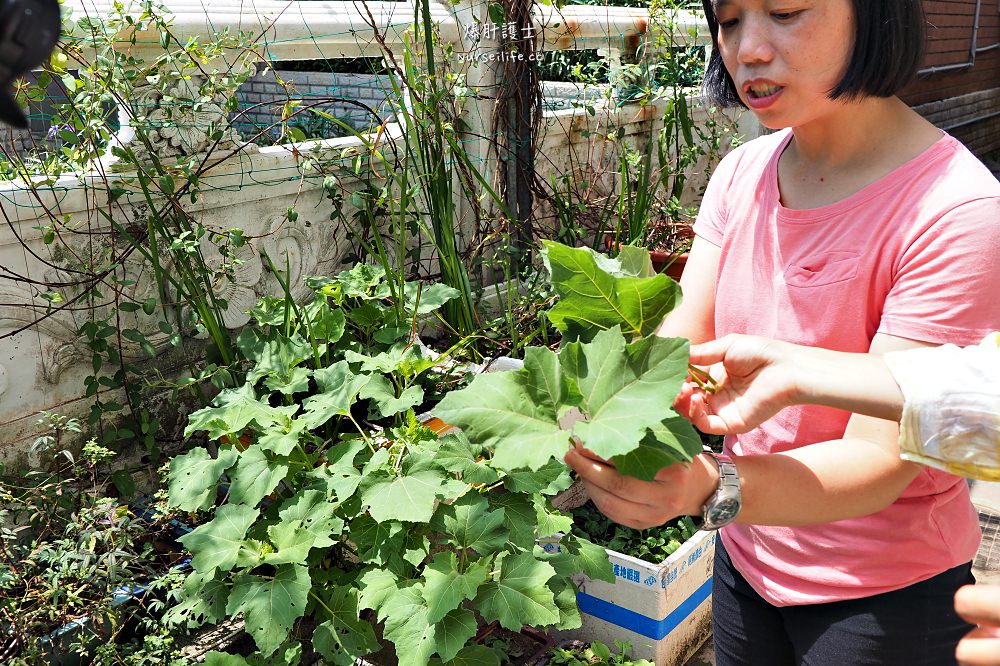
{"left": 123, "top": 61, "right": 261, "bottom": 163}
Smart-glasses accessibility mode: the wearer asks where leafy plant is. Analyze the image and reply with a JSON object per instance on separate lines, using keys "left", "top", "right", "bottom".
{"left": 164, "top": 265, "right": 614, "bottom": 665}
{"left": 5, "top": 0, "right": 266, "bottom": 468}
{"left": 434, "top": 241, "right": 702, "bottom": 481}
{"left": 571, "top": 502, "right": 698, "bottom": 562}
{"left": 0, "top": 442, "right": 179, "bottom": 664}
{"left": 547, "top": 639, "right": 653, "bottom": 666}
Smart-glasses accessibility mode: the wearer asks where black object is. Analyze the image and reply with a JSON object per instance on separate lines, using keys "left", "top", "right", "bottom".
{"left": 0, "top": 0, "right": 60, "bottom": 128}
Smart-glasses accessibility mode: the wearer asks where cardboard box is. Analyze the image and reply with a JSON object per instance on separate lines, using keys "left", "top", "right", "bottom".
{"left": 557, "top": 530, "right": 716, "bottom": 665}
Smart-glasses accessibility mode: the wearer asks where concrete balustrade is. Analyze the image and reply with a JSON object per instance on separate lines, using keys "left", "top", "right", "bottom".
{"left": 0, "top": 0, "right": 750, "bottom": 469}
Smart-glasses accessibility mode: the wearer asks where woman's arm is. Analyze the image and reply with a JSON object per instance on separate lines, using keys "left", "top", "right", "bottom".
{"left": 566, "top": 333, "right": 929, "bottom": 529}
{"left": 655, "top": 235, "right": 720, "bottom": 343}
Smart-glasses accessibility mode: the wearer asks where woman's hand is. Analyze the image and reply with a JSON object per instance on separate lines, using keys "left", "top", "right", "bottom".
{"left": 677, "top": 334, "right": 802, "bottom": 434}
{"left": 955, "top": 584, "right": 1000, "bottom": 665}
{"left": 563, "top": 443, "right": 718, "bottom": 530}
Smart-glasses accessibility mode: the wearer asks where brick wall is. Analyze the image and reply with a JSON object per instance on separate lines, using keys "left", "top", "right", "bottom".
{"left": 233, "top": 68, "right": 399, "bottom": 141}
{"left": 902, "top": 0, "right": 1000, "bottom": 158}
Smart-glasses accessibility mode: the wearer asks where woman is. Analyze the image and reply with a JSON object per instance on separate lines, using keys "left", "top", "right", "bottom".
{"left": 564, "top": 0, "right": 1000, "bottom": 664}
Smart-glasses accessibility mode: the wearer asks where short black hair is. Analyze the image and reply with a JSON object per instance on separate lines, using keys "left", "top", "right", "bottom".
{"left": 700, "top": 0, "right": 926, "bottom": 108}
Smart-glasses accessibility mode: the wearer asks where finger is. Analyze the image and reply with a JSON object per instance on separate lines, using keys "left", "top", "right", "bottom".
{"left": 956, "top": 585, "right": 1000, "bottom": 626}
{"left": 688, "top": 337, "right": 733, "bottom": 365}
{"left": 674, "top": 384, "right": 697, "bottom": 418}
{"left": 689, "top": 393, "right": 731, "bottom": 435}
{"left": 582, "top": 478, "right": 662, "bottom": 530}
{"left": 565, "top": 447, "right": 624, "bottom": 491}
{"left": 673, "top": 382, "right": 696, "bottom": 412}
{"left": 572, "top": 444, "right": 614, "bottom": 467}
{"left": 955, "top": 627, "right": 1000, "bottom": 666}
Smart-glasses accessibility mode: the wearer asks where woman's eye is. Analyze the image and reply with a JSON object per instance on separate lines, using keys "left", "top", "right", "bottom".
{"left": 719, "top": 17, "right": 739, "bottom": 28}
{"left": 772, "top": 10, "right": 802, "bottom": 20}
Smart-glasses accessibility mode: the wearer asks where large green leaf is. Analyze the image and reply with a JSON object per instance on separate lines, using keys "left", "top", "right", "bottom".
{"left": 421, "top": 552, "right": 490, "bottom": 623}
{"left": 302, "top": 297, "right": 346, "bottom": 342}
{"left": 403, "top": 281, "right": 460, "bottom": 315}
{"left": 568, "top": 536, "right": 615, "bottom": 583}
{"left": 301, "top": 361, "right": 372, "bottom": 428}
{"left": 168, "top": 447, "right": 238, "bottom": 511}
{"left": 561, "top": 327, "right": 689, "bottom": 460}
{"left": 433, "top": 608, "right": 478, "bottom": 662}
{"left": 379, "top": 585, "right": 437, "bottom": 666}
{"left": 277, "top": 489, "right": 344, "bottom": 549}
{"left": 473, "top": 553, "right": 560, "bottom": 630}
{"left": 264, "top": 366, "right": 312, "bottom": 396}
{"left": 357, "top": 568, "right": 399, "bottom": 612}
{"left": 550, "top": 577, "right": 583, "bottom": 630}
{"left": 257, "top": 418, "right": 309, "bottom": 456}
{"left": 311, "top": 440, "right": 366, "bottom": 502}
{"left": 361, "top": 470, "right": 443, "bottom": 523}
{"left": 351, "top": 515, "right": 405, "bottom": 568}
{"left": 431, "top": 645, "right": 501, "bottom": 666}
{"left": 430, "top": 493, "right": 507, "bottom": 555}
{"left": 237, "top": 329, "right": 313, "bottom": 385}
{"left": 334, "top": 263, "right": 385, "bottom": 298}
{"left": 541, "top": 240, "right": 681, "bottom": 341}
{"left": 434, "top": 434, "right": 500, "bottom": 485}
{"left": 164, "top": 569, "right": 229, "bottom": 628}
{"left": 263, "top": 520, "right": 317, "bottom": 565}
{"left": 226, "top": 564, "right": 311, "bottom": 657}
{"left": 532, "top": 495, "right": 573, "bottom": 538}
{"left": 438, "top": 327, "right": 690, "bottom": 477}
{"left": 312, "top": 588, "right": 380, "bottom": 665}
{"left": 615, "top": 243, "right": 658, "bottom": 278}
{"left": 227, "top": 445, "right": 289, "bottom": 507}
{"left": 489, "top": 493, "right": 538, "bottom": 549}
{"left": 502, "top": 459, "right": 574, "bottom": 495}
{"left": 178, "top": 503, "right": 258, "bottom": 573}
{"left": 612, "top": 416, "right": 703, "bottom": 481}
{"left": 433, "top": 351, "right": 572, "bottom": 472}
{"left": 360, "top": 375, "right": 424, "bottom": 418}
{"left": 203, "top": 653, "right": 250, "bottom": 666}
{"left": 185, "top": 383, "right": 297, "bottom": 438}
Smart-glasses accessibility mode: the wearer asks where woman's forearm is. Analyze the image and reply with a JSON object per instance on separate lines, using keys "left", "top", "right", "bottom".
{"left": 732, "top": 435, "right": 922, "bottom": 526}
{"left": 792, "top": 345, "right": 904, "bottom": 422}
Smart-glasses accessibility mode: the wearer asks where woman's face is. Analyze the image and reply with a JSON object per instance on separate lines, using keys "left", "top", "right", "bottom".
{"left": 713, "top": 0, "right": 856, "bottom": 129}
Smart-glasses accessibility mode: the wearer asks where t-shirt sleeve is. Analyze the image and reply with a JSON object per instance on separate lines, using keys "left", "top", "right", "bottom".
{"left": 692, "top": 143, "right": 746, "bottom": 247}
{"left": 879, "top": 196, "right": 1000, "bottom": 346}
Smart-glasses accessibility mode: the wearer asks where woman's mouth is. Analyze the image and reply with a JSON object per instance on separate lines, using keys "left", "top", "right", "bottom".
{"left": 744, "top": 82, "right": 784, "bottom": 109}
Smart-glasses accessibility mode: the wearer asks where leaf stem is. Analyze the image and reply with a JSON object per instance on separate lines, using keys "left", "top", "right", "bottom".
{"left": 687, "top": 363, "right": 719, "bottom": 394}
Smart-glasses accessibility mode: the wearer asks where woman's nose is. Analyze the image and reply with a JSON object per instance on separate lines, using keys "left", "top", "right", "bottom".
{"left": 735, "top": 18, "right": 775, "bottom": 64}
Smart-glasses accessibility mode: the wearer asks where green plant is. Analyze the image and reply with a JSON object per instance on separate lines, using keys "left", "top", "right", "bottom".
{"left": 548, "top": 639, "right": 654, "bottom": 666}
{"left": 543, "top": 1, "right": 736, "bottom": 262}
{"left": 571, "top": 502, "right": 698, "bottom": 562}
{"left": 0, "top": 444, "right": 177, "bottom": 664}
{"left": 164, "top": 265, "right": 614, "bottom": 665}
{"left": 4, "top": 0, "right": 267, "bottom": 469}
{"left": 434, "top": 240, "right": 703, "bottom": 481}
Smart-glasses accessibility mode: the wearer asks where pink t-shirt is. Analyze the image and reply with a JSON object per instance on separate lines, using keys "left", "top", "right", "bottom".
{"left": 694, "top": 128, "right": 1000, "bottom": 606}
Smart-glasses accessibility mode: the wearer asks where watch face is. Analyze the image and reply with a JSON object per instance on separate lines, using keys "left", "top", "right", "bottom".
{"left": 708, "top": 498, "right": 740, "bottom": 524}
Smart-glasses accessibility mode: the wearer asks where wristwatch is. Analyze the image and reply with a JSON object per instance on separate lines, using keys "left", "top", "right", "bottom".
{"left": 700, "top": 452, "right": 742, "bottom": 530}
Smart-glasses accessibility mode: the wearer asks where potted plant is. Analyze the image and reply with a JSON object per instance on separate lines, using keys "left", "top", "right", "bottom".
{"left": 434, "top": 240, "right": 715, "bottom": 665}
